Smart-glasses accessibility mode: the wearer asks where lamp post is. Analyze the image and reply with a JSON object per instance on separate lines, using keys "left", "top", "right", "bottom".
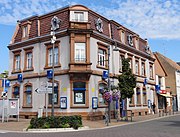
{"left": 50, "top": 16, "right": 60, "bottom": 116}
{"left": 1, "top": 72, "right": 7, "bottom": 98}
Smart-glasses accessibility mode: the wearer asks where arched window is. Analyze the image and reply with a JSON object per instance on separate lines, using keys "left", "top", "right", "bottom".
{"left": 12, "top": 83, "right": 20, "bottom": 98}
{"left": 23, "top": 83, "right": 32, "bottom": 107}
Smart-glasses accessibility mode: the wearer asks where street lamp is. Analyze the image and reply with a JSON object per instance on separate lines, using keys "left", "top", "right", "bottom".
{"left": 50, "top": 16, "right": 60, "bottom": 116}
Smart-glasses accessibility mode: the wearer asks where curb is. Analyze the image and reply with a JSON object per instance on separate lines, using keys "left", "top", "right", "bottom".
{"left": 26, "top": 126, "right": 89, "bottom": 133}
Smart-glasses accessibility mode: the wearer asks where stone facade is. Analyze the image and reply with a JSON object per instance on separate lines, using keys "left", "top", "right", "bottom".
{"left": 8, "top": 5, "right": 155, "bottom": 118}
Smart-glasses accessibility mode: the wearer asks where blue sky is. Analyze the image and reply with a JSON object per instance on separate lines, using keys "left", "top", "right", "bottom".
{"left": 0, "top": 0, "right": 180, "bottom": 72}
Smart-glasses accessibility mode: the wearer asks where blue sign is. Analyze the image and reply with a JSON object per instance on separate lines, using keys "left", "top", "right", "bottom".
{"left": 2, "top": 80, "right": 10, "bottom": 87}
{"left": 143, "top": 78, "right": 147, "bottom": 86}
{"left": 102, "top": 71, "right": 108, "bottom": 79}
{"left": 148, "top": 99, "right": 151, "bottom": 108}
{"left": 47, "top": 70, "right": 53, "bottom": 79}
{"left": 18, "top": 74, "right": 23, "bottom": 82}
{"left": 155, "top": 85, "right": 160, "bottom": 92}
{"left": 92, "top": 97, "right": 98, "bottom": 109}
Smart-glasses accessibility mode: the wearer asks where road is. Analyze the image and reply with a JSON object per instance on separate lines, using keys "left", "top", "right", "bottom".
{"left": 1, "top": 114, "right": 180, "bottom": 137}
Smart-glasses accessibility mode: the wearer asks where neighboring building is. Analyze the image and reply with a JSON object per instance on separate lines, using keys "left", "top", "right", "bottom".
{"left": 8, "top": 5, "right": 155, "bottom": 118}
{"left": 0, "top": 79, "right": 3, "bottom": 98}
{"left": 154, "top": 53, "right": 171, "bottom": 113}
{"left": 154, "top": 52, "right": 180, "bottom": 111}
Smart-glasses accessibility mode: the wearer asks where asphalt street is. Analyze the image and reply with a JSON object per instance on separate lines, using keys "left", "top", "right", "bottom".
{"left": 1, "top": 114, "right": 180, "bottom": 137}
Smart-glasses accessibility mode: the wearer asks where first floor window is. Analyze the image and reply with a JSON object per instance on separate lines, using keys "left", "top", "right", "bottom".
{"left": 141, "top": 62, "right": 145, "bottom": 76}
{"left": 26, "top": 52, "right": 33, "bottom": 69}
{"left": 73, "top": 82, "right": 86, "bottom": 104}
{"left": 13, "top": 86, "right": 20, "bottom": 98}
{"left": 75, "top": 43, "right": 86, "bottom": 62}
{"left": 135, "top": 60, "right": 139, "bottom": 75}
{"left": 48, "top": 47, "right": 59, "bottom": 66}
{"left": 98, "top": 48, "right": 106, "bottom": 67}
{"left": 15, "top": 55, "right": 20, "bottom": 71}
{"left": 150, "top": 65, "right": 153, "bottom": 78}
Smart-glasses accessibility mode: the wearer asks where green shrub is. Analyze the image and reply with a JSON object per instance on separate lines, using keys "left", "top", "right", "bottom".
{"left": 28, "top": 115, "right": 82, "bottom": 129}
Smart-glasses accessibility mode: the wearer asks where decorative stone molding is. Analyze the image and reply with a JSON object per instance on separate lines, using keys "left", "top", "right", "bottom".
{"left": 95, "top": 18, "right": 103, "bottom": 32}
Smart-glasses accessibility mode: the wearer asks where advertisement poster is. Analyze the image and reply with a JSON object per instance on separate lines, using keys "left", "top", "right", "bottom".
{"left": 60, "top": 97, "right": 67, "bottom": 109}
{"left": 75, "top": 93, "right": 83, "bottom": 103}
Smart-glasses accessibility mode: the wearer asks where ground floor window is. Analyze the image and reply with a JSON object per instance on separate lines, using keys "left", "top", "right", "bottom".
{"left": 143, "top": 88, "right": 147, "bottom": 104}
{"left": 48, "top": 86, "right": 59, "bottom": 105}
{"left": 98, "top": 82, "right": 107, "bottom": 106}
{"left": 73, "top": 82, "right": 86, "bottom": 104}
{"left": 136, "top": 88, "right": 141, "bottom": 105}
{"left": 23, "top": 84, "right": 32, "bottom": 106}
{"left": 13, "top": 85, "right": 20, "bottom": 98}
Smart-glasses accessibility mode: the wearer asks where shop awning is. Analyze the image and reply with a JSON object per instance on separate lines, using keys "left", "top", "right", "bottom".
{"left": 159, "top": 94, "right": 172, "bottom": 98}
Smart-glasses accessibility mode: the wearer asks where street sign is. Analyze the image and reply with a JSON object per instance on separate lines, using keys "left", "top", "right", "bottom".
{"left": 35, "top": 88, "right": 52, "bottom": 94}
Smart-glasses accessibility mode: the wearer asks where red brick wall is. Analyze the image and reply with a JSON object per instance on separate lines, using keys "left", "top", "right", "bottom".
{"left": 40, "top": 10, "right": 69, "bottom": 36}
{"left": 88, "top": 12, "right": 110, "bottom": 37}
{"left": 29, "top": 20, "right": 38, "bottom": 39}
{"left": 110, "top": 23, "right": 120, "bottom": 41}
{"left": 139, "top": 39, "right": 146, "bottom": 53}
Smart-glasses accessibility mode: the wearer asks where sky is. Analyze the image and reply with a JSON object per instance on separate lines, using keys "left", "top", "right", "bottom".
{"left": 0, "top": 0, "right": 180, "bottom": 73}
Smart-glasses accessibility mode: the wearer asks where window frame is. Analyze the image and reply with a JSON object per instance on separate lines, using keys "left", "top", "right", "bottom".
{"left": 23, "top": 83, "right": 32, "bottom": 108}
{"left": 12, "top": 83, "right": 20, "bottom": 98}
{"left": 44, "top": 41, "right": 61, "bottom": 69}
{"left": 97, "top": 44, "right": 108, "bottom": 69}
{"left": 141, "top": 61, "right": 146, "bottom": 76}
{"left": 23, "top": 47, "right": 34, "bottom": 72}
{"left": 12, "top": 50, "right": 21, "bottom": 73}
{"left": 74, "top": 42, "right": 86, "bottom": 62}
{"left": 136, "top": 87, "right": 141, "bottom": 105}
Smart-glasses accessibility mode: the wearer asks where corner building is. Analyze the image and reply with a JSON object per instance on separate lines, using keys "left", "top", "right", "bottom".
{"left": 8, "top": 5, "right": 155, "bottom": 118}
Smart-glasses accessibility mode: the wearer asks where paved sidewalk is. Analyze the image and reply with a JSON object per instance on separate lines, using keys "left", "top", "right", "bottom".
{"left": 0, "top": 112, "right": 179, "bottom": 132}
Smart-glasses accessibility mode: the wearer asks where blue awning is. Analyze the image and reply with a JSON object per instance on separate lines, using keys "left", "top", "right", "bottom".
{"left": 25, "top": 90, "right": 32, "bottom": 93}
{"left": 73, "top": 88, "right": 86, "bottom": 91}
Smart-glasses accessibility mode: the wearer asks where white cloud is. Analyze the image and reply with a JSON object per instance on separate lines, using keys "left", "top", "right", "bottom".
{"left": 0, "top": 0, "right": 179, "bottom": 40}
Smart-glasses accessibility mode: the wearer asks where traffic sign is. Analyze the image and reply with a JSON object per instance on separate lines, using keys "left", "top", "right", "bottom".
{"left": 35, "top": 88, "right": 52, "bottom": 94}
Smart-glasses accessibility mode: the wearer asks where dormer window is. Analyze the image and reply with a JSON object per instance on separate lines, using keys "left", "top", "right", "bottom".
{"left": 22, "top": 25, "right": 28, "bottom": 38}
{"left": 70, "top": 11, "right": 88, "bottom": 22}
{"left": 128, "top": 35, "right": 133, "bottom": 46}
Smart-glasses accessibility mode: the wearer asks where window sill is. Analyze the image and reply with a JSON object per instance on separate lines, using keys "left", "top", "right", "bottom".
{"left": 70, "top": 106, "right": 89, "bottom": 109}
{"left": 44, "top": 64, "right": 61, "bottom": 69}
{"left": 143, "top": 104, "right": 147, "bottom": 106}
{"left": 23, "top": 68, "right": 34, "bottom": 72}
{"left": 11, "top": 70, "right": 22, "bottom": 74}
{"left": 96, "top": 65, "right": 108, "bottom": 70}
{"left": 136, "top": 104, "right": 142, "bottom": 107}
{"left": 69, "top": 62, "right": 92, "bottom": 65}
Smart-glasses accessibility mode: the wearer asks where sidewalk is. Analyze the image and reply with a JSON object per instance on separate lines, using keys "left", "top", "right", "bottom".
{"left": 0, "top": 112, "right": 179, "bottom": 132}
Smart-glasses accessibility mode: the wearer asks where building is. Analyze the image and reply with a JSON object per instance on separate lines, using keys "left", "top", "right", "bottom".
{"left": 154, "top": 53, "right": 172, "bottom": 113}
{"left": 8, "top": 5, "right": 155, "bottom": 118}
{"left": 154, "top": 52, "right": 180, "bottom": 111}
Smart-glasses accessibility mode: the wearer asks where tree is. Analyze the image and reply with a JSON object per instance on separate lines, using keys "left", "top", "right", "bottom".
{"left": 118, "top": 58, "right": 136, "bottom": 118}
{"left": 118, "top": 58, "right": 136, "bottom": 99}
{"left": 0, "top": 71, "right": 9, "bottom": 78}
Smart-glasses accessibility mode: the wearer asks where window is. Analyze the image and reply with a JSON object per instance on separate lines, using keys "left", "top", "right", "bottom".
{"left": 119, "top": 54, "right": 125, "bottom": 72}
{"left": 136, "top": 88, "right": 141, "bottom": 105}
{"left": 27, "top": 53, "right": 32, "bottom": 69}
{"left": 98, "top": 48, "right": 106, "bottom": 67}
{"left": 158, "top": 76, "right": 162, "bottom": 87}
{"left": 15, "top": 55, "right": 21, "bottom": 71}
{"left": 143, "top": 88, "right": 147, "bottom": 104}
{"left": 135, "top": 60, "right": 139, "bottom": 75}
{"left": 150, "top": 65, "right": 153, "bottom": 79}
{"left": 75, "top": 43, "right": 86, "bottom": 62}
{"left": 75, "top": 12, "right": 84, "bottom": 22}
{"left": 98, "top": 83, "right": 107, "bottom": 106}
{"left": 22, "top": 25, "right": 28, "bottom": 38}
{"left": 13, "top": 86, "right": 20, "bottom": 98}
{"left": 45, "top": 42, "right": 60, "bottom": 68}
{"left": 48, "top": 84, "right": 59, "bottom": 105}
{"left": 121, "top": 31, "right": 125, "bottom": 44}
{"left": 129, "top": 95, "right": 134, "bottom": 105}
{"left": 23, "top": 84, "right": 32, "bottom": 107}
{"left": 70, "top": 11, "right": 88, "bottom": 22}
{"left": 48, "top": 47, "right": 59, "bottom": 66}
{"left": 13, "top": 50, "right": 21, "bottom": 72}
{"left": 73, "top": 82, "right": 86, "bottom": 104}
{"left": 141, "top": 62, "right": 145, "bottom": 76}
